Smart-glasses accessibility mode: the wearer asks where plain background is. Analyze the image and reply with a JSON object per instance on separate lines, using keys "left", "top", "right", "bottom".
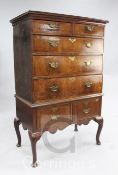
{"left": 0, "top": 0, "right": 118, "bottom": 175}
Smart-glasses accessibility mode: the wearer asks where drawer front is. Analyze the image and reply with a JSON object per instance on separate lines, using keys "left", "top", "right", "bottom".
{"left": 33, "top": 55, "right": 103, "bottom": 77}
{"left": 33, "top": 36, "right": 103, "bottom": 54}
{"left": 32, "top": 20, "right": 72, "bottom": 35}
{"left": 33, "top": 75, "right": 102, "bottom": 103}
{"left": 74, "top": 23, "right": 104, "bottom": 37}
{"left": 36, "top": 104, "right": 72, "bottom": 133}
{"left": 73, "top": 97, "right": 101, "bottom": 124}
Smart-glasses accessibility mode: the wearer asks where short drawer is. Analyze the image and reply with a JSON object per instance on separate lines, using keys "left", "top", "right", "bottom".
{"left": 73, "top": 97, "right": 101, "bottom": 124}
{"left": 33, "top": 36, "right": 103, "bottom": 54}
{"left": 32, "top": 20, "right": 72, "bottom": 35}
{"left": 33, "top": 75, "right": 102, "bottom": 103}
{"left": 36, "top": 104, "right": 72, "bottom": 133}
{"left": 74, "top": 23, "right": 104, "bottom": 37}
{"left": 32, "top": 55, "right": 103, "bottom": 77}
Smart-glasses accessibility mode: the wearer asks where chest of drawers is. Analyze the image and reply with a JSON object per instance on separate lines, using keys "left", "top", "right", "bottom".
{"left": 10, "top": 11, "right": 108, "bottom": 167}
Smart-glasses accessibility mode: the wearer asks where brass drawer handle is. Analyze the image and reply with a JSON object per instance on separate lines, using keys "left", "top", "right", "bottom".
{"left": 49, "top": 62, "right": 58, "bottom": 69}
{"left": 84, "top": 60, "right": 93, "bottom": 66}
{"left": 69, "top": 37, "right": 76, "bottom": 43}
{"left": 85, "top": 82, "right": 93, "bottom": 88}
{"left": 51, "top": 115, "right": 58, "bottom": 120}
{"left": 85, "top": 42, "right": 93, "bottom": 48}
{"left": 49, "top": 39, "right": 59, "bottom": 47}
{"left": 68, "top": 56, "right": 76, "bottom": 61}
{"left": 83, "top": 108, "right": 90, "bottom": 114}
{"left": 48, "top": 23, "right": 59, "bottom": 29}
{"left": 50, "top": 85, "right": 59, "bottom": 92}
{"left": 85, "top": 25, "right": 94, "bottom": 32}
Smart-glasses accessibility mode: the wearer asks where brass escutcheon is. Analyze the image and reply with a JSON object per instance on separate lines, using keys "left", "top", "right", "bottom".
{"left": 85, "top": 82, "right": 93, "bottom": 88}
{"left": 69, "top": 77, "right": 76, "bottom": 81}
{"left": 68, "top": 56, "right": 76, "bottom": 61}
{"left": 69, "top": 37, "right": 76, "bottom": 43}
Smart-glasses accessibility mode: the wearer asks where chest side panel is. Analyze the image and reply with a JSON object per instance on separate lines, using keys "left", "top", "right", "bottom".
{"left": 13, "top": 19, "right": 32, "bottom": 101}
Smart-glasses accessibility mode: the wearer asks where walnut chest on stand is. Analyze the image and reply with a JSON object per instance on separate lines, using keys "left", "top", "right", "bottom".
{"left": 10, "top": 11, "right": 109, "bottom": 167}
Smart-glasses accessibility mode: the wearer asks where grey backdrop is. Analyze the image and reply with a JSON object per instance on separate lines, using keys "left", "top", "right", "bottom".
{"left": 0, "top": 0, "right": 118, "bottom": 174}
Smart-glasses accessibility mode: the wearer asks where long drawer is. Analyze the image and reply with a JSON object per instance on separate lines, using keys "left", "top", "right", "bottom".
{"left": 33, "top": 36, "right": 103, "bottom": 54}
{"left": 33, "top": 55, "right": 103, "bottom": 77}
{"left": 33, "top": 75, "right": 102, "bottom": 103}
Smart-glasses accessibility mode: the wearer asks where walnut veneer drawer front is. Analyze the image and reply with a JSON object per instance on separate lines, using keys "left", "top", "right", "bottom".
{"left": 74, "top": 23, "right": 104, "bottom": 37}
{"left": 73, "top": 97, "right": 101, "bottom": 124}
{"left": 33, "top": 55, "right": 102, "bottom": 77}
{"left": 36, "top": 104, "right": 72, "bottom": 133}
{"left": 33, "top": 75, "right": 102, "bottom": 102}
{"left": 32, "top": 20, "right": 72, "bottom": 35}
{"left": 33, "top": 36, "right": 103, "bottom": 54}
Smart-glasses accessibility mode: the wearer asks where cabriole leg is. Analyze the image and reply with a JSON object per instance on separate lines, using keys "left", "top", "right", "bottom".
{"left": 28, "top": 131, "right": 41, "bottom": 167}
{"left": 94, "top": 116, "right": 103, "bottom": 145}
{"left": 14, "top": 117, "right": 21, "bottom": 147}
